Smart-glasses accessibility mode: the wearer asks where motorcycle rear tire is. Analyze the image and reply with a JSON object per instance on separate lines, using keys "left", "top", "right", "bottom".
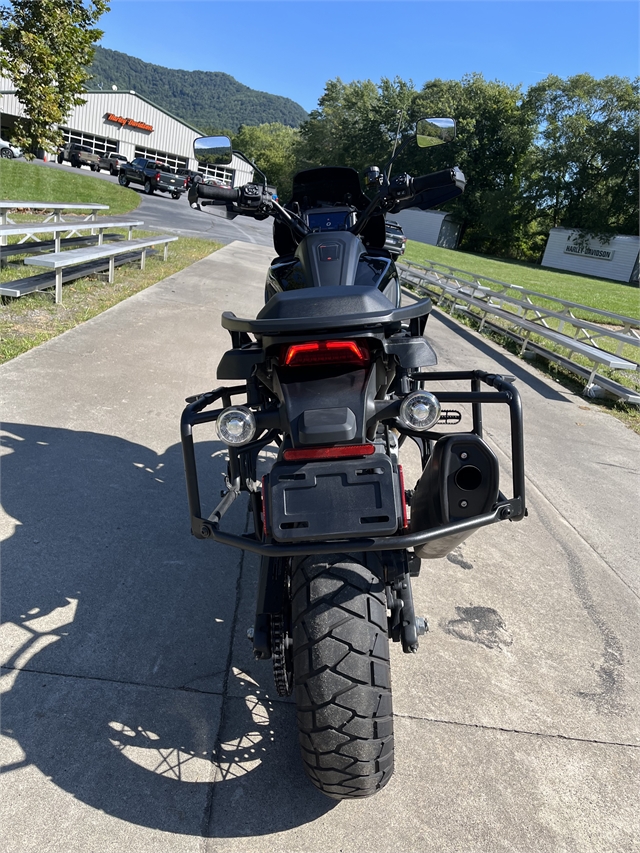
{"left": 291, "top": 554, "right": 394, "bottom": 799}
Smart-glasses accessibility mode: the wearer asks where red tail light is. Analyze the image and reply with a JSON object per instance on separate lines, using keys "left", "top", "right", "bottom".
{"left": 282, "top": 340, "right": 369, "bottom": 368}
{"left": 283, "top": 444, "right": 375, "bottom": 462}
{"left": 155, "top": 172, "right": 161, "bottom": 181}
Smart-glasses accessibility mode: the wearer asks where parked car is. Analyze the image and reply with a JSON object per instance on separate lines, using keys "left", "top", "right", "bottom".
{"left": 97, "top": 152, "right": 129, "bottom": 175}
{"left": 0, "top": 137, "right": 22, "bottom": 159}
{"left": 384, "top": 219, "right": 407, "bottom": 260}
{"left": 203, "top": 176, "right": 231, "bottom": 188}
{"left": 57, "top": 142, "right": 100, "bottom": 170}
{"left": 118, "top": 158, "right": 187, "bottom": 198}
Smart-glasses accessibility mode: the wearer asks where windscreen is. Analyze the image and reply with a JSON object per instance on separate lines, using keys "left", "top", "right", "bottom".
{"left": 290, "top": 167, "right": 370, "bottom": 210}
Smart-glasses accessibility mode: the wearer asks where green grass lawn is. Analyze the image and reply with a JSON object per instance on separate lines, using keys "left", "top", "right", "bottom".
{"left": 0, "top": 230, "right": 221, "bottom": 362}
{"left": 0, "top": 158, "right": 140, "bottom": 215}
{"left": 403, "top": 240, "right": 640, "bottom": 320}
{"left": 0, "top": 161, "right": 220, "bottom": 362}
{"left": 402, "top": 239, "right": 640, "bottom": 431}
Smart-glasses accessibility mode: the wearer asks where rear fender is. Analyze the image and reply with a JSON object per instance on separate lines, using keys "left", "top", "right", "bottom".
{"left": 275, "top": 365, "right": 375, "bottom": 446}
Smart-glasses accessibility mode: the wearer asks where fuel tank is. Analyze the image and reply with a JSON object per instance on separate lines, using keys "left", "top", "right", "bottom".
{"left": 265, "top": 232, "right": 400, "bottom": 306}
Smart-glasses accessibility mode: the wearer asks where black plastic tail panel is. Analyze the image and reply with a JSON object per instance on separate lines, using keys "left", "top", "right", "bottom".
{"left": 278, "top": 367, "right": 370, "bottom": 447}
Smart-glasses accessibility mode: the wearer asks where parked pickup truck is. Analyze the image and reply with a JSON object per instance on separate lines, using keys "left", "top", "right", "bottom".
{"left": 384, "top": 219, "right": 407, "bottom": 261}
{"left": 57, "top": 143, "right": 101, "bottom": 170}
{"left": 175, "top": 167, "right": 201, "bottom": 189}
{"left": 118, "top": 158, "right": 187, "bottom": 198}
{"left": 97, "top": 152, "right": 129, "bottom": 175}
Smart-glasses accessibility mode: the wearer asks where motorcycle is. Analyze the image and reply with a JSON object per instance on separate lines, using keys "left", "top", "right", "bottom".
{"left": 181, "top": 119, "right": 526, "bottom": 799}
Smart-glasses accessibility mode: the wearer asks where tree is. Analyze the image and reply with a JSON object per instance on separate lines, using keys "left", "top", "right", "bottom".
{"left": 408, "top": 74, "right": 537, "bottom": 258}
{"left": 523, "top": 74, "right": 639, "bottom": 238}
{"left": 298, "top": 76, "right": 417, "bottom": 175}
{"left": 298, "top": 74, "right": 538, "bottom": 258}
{"left": 0, "top": 0, "right": 109, "bottom": 157}
{"left": 232, "top": 123, "right": 299, "bottom": 200}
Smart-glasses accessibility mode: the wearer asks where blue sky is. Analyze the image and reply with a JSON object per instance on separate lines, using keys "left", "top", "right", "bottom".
{"left": 99, "top": 1, "right": 639, "bottom": 113}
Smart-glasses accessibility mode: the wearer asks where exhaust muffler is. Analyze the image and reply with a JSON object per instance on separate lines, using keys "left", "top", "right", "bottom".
{"left": 410, "top": 434, "right": 499, "bottom": 559}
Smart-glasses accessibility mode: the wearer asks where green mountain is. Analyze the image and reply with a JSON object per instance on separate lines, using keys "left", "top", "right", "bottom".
{"left": 87, "top": 46, "right": 308, "bottom": 132}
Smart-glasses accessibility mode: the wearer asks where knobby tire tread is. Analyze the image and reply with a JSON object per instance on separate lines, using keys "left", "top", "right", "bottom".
{"left": 292, "top": 554, "right": 394, "bottom": 800}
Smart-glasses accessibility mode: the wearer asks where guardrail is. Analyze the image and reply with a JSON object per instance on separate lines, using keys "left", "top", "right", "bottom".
{"left": 398, "top": 259, "right": 640, "bottom": 406}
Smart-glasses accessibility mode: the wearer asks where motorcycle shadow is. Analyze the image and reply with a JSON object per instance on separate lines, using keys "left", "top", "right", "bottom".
{"left": 0, "top": 423, "right": 334, "bottom": 837}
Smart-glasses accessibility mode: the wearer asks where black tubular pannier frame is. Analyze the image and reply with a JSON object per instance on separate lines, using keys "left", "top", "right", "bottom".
{"left": 180, "top": 370, "right": 525, "bottom": 556}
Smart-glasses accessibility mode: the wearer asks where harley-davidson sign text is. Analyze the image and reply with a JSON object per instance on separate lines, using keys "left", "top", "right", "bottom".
{"left": 564, "top": 242, "right": 614, "bottom": 261}
{"left": 105, "top": 113, "right": 153, "bottom": 133}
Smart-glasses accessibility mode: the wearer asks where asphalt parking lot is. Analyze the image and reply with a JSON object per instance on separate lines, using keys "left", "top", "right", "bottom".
{"left": 33, "top": 158, "right": 275, "bottom": 246}
{"left": 1, "top": 242, "right": 638, "bottom": 852}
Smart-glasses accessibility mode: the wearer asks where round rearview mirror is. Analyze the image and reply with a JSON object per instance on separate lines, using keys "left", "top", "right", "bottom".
{"left": 416, "top": 118, "right": 456, "bottom": 147}
{"left": 194, "top": 135, "right": 233, "bottom": 165}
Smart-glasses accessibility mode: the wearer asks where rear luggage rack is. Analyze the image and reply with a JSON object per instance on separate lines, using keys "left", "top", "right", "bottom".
{"left": 221, "top": 286, "right": 432, "bottom": 335}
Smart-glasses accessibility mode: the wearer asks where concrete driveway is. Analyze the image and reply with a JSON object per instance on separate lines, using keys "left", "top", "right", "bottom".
{"left": 1, "top": 242, "right": 638, "bottom": 852}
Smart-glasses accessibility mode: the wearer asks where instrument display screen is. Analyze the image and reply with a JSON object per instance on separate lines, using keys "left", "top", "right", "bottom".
{"left": 307, "top": 210, "right": 351, "bottom": 231}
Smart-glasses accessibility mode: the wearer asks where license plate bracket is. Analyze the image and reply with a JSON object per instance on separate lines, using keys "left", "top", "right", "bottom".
{"left": 265, "top": 454, "right": 399, "bottom": 542}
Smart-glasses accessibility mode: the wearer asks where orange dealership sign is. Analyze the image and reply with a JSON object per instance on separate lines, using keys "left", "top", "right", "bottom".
{"left": 105, "top": 113, "right": 153, "bottom": 133}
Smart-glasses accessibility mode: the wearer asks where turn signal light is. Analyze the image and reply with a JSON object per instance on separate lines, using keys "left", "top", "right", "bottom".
{"left": 283, "top": 340, "right": 370, "bottom": 368}
{"left": 398, "top": 391, "right": 441, "bottom": 431}
{"left": 216, "top": 406, "right": 256, "bottom": 446}
{"left": 283, "top": 444, "right": 375, "bottom": 462}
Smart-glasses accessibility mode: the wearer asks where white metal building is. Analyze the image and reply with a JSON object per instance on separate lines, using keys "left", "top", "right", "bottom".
{"left": 392, "top": 208, "right": 461, "bottom": 249}
{"left": 0, "top": 82, "right": 253, "bottom": 187}
{"left": 542, "top": 227, "right": 640, "bottom": 283}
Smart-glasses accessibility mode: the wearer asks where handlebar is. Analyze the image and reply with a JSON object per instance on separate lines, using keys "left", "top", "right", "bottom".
{"left": 411, "top": 167, "right": 464, "bottom": 195}
{"left": 189, "top": 166, "right": 465, "bottom": 234}
{"left": 195, "top": 184, "right": 239, "bottom": 202}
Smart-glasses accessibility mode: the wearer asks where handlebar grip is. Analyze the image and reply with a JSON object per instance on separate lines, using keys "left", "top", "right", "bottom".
{"left": 196, "top": 184, "right": 239, "bottom": 202}
{"left": 411, "top": 168, "right": 463, "bottom": 196}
